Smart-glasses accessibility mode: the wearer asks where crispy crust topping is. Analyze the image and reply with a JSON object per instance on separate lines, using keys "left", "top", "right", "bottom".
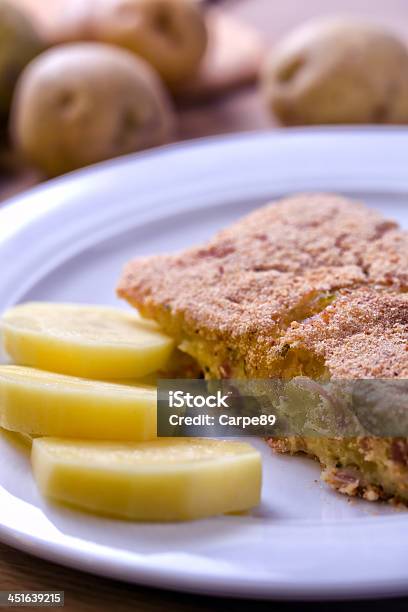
{"left": 282, "top": 288, "right": 408, "bottom": 378}
{"left": 118, "top": 193, "right": 408, "bottom": 378}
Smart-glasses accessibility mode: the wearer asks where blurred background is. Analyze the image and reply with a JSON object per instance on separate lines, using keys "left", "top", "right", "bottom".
{"left": 1, "top": 0, "right": 408, "bottom": 200}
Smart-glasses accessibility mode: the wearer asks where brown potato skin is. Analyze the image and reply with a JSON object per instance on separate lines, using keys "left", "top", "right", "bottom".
{"left": 262, "top": 18, "right": 408, "bottom": 125}
{"left": 11, "top": 43, "right": 176, "bottom": 177}
{"left": 0, "top": 0, "right": 43, "bottom": 117}
{"left": 51, "top": 0, "right": 208, "bottom": 88}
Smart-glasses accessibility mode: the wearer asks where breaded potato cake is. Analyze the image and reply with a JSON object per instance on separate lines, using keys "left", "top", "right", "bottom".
{"left": 118, "top": 194, "right": 408, "bottom": 503}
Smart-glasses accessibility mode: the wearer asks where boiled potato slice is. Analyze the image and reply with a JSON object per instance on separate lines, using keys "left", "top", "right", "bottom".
{"left": 0, "top": 366, "right": 156, "bottom": 441}
{"left": 16, "top": 432, "right": 35, "bottom": 447}
{"left": 0, "top": 427, "right": 35, "bottom": 449}
{"left": 1, "top": 303, "right": 174, "bottom": 379}
{"left": 32, "top": 438, "right": 262, "bottom": 521}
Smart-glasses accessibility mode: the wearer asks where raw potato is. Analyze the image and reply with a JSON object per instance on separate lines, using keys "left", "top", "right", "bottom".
{"left": 1, "top": 303, "right": 174, "bottom": 379}
{"left": 10, "top": 43, "right": 175, "bottom": 177}
{"left": 262, "top": 18, "right": 408, "bottom": 125}
{"left": 31, "top": 437, "right": 262, "bottom": 521}
{"left": 0, "top": 0, "right": 43, "bottom": 117}
{"left": 51, "top": 0, "right": 208, "bottom": 87}
{"left": 0, "top": 366, "right": 157, "bottom": 441}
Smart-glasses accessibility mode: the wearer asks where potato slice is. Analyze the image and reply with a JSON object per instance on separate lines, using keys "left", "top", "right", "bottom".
{"left": 0, "top": 366, "right": 156, "bottom": 441}
{"left": 0, "top": 427, "right": 35, "bottom": 449}
{"left": 1, "top": 303, "right": 174, "bottom": 379}
{"left": 32, "top": 437, "right": 262, "bottom": 521}
{"left": 16, "top": 432, "right": 36, "bottom": 447}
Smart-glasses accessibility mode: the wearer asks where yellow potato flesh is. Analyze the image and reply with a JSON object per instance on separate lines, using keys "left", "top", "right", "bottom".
{"left": 0, "top": 366, "right": 156, "bottom": 441}
{"left": 32, "top": 438, "right": 262, "bottom": 521}
{"left": 0, "top": 427, "right": 34, "bottom": 449}
{"left": 1, "top": 303, "right": 174, "bottom": 379}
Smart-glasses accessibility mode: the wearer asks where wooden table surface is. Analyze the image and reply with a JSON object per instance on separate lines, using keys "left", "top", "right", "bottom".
{"left": 2, "top": 1, "right": 408, "bottom": 609}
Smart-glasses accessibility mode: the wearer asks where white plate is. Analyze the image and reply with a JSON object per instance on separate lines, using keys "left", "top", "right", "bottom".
{"left": 1, "top": 127, "right": 408, "bottom": 601}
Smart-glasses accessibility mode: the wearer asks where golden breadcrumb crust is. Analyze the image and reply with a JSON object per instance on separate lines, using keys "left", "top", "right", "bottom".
{"left": 118, "top": 194, "right": 407, "bottom": 378}
{"left": 278, "top": 288, "right": 408, "bottom": 379}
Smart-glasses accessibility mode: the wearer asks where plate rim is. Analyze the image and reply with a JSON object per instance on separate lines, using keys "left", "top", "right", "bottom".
{"left": 1, "top": 126, "right": 408, "bottom": 600}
